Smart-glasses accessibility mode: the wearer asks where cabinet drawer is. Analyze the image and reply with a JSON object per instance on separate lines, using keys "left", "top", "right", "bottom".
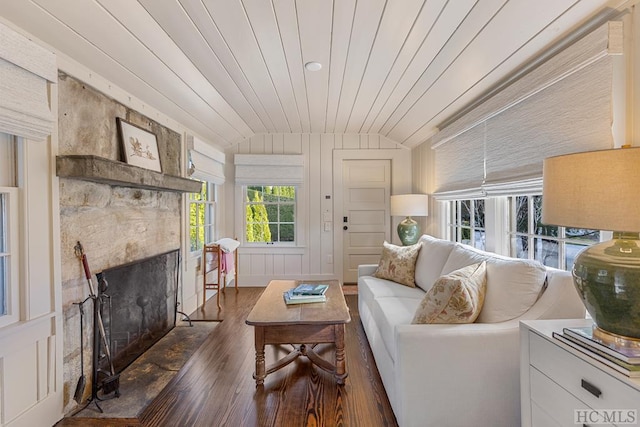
{"left": 531, "top": 401, "right": 562, "bottom": 427}
{"left": 530, "top": 332, "right": 640, "bottom": 412}
{"left": 530, "top": 366, "right": 606, "bottom": 427}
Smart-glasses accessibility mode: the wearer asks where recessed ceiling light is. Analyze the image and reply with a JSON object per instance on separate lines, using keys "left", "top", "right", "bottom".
{"left": 304, "top": 61, "right": 322, "bottom": 71}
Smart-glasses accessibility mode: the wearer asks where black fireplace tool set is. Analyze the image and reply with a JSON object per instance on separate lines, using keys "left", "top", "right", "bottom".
{"left": 73, "top": 241, "right": 120, "bottom": 413}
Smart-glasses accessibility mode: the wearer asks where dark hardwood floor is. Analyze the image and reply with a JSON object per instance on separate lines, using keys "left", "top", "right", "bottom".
{"left": 58, "top": 287, "right": 397, "bottom": 427}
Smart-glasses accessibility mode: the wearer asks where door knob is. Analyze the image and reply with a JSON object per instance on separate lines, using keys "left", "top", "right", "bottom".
{"left": 343, "top": 226, "right": 348, "bottom": 230}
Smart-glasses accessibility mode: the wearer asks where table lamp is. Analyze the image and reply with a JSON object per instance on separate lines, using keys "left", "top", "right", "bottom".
{"left": 542, "top": 146, "right": 640, "bottom": 345}
{"left": 390, "top": 194, "right": 429, "bottom": 246}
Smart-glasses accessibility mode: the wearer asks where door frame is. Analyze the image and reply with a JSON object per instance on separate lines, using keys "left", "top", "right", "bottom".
{"left": 332, "top": 149, "right": 411, "bottom": 283}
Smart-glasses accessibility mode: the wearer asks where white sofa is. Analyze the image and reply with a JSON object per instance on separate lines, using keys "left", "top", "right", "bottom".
{"left": 357, "top": 234, "right": 585, "bottom": 427}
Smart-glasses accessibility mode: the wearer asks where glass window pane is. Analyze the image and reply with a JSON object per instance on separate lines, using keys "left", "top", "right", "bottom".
{"left": 513, "top": 235, "right": 529, "bottom": 259}
{"left": 280, "top": 224, "right": 294, "bottom": 242}
{"left": 268, "top": 223, "right": 278, "bottom": 242}
{"left": 461, "top": 227, "right": 471, "bottom": 245}
{"left": 279, "top": 204, "right": 294, "bottom": 222}
{"left": 265, "top": 204, "right": 277, "bottom": 222}
{"left": 515, "top": 196, "right": 528, "bottom": 234}
{"left": 451, "top": 201, "right": 458, "bottom": 226}
{"left": 566, "top": 228, "right": 600, "bottom": 244}
{"left": 533, "top": 195, "right": 558, "bottom": 237}
{"left": 474, "top": 231, "right": 486, "bottom": 250}
{"left": 474, "top": 199, "right": 485, "bottom": 229}
{"left": 565, "top": 242, "right": 588, "bottom": 271}
{"left": 534, "top": 238, "right": 559, "bottom": 268}
{"left": 461, "top": 200, "right": 471, "bottom": 226}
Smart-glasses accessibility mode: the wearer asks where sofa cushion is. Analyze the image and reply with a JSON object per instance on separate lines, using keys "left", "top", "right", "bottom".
{"left": 373, "top": 241, "right": 422, "bottom": 287}
{"left": 359, "top": 275, "right": 426, "bottom": 303}
{"left": 441, "top": 244, "right": 547, "bottom": 323}
{"left": 412, "top": 262, "right": 487, "bottom": 324}
{"left": 414, "top": 235, "right": 457, "bottom": 292}
{"left": 371, "top": 296, "right": 422, "bottom": 362}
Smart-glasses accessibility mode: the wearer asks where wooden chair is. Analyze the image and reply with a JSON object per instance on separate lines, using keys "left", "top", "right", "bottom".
{"left": 203, "top": 240, "right": 238, "bottom": 309}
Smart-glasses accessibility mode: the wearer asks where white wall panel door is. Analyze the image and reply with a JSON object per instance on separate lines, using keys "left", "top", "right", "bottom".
{"left": 341, "top": 159, "right": 390, "bottom": 283}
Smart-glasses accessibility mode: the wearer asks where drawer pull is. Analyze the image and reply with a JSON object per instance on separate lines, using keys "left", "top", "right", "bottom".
{"left": 581, "top": 379, "right": 601, "bottom": 398}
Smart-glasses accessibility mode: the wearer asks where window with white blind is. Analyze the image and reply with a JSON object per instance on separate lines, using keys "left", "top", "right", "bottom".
{"left": 432, "top": 22, "right": 620, "bottom": 199}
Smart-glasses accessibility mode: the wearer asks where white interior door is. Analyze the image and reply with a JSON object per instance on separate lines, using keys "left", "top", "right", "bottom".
{"left": 341, "top": 159, "right": 391, "bottom": 283}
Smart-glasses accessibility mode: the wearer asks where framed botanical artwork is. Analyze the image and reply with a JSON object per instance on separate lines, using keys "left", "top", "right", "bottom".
{"left": 116, "top": 118, "right": 162, "bottom": 173}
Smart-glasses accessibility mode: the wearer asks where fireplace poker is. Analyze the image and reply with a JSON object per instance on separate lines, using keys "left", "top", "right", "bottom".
{"left": 74, "top": 241, "right": 120, "bottom": 398}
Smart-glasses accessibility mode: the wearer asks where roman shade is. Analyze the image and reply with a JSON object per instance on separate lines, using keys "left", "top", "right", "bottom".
{"left": 0, "top": 22, "right": 56, "bottom": 141}
{"left": 187, "top": 135, "right": 226, "bottom": 184}
{"left": 234, "top": 154, "right": 304, "bottom": 185}
{"left": 432, "top": 21, "right": 621, "bottom": 199}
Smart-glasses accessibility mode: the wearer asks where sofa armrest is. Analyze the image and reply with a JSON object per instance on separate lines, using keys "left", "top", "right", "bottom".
{"left": 393, "top": 321, "right": 522, "bottom": 426}
{"left": 357, "top": 264, "right": 378, "bottom": 277}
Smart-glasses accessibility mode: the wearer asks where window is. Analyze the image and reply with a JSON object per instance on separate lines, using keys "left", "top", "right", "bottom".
{"left": 449, "top": 199, "right": 485, "bottom": 250}
{"left": 0, "top": 132, "right": 18, "bottom": 327}
{"left": 189, "top": 181, "right": 216, "bottom": 252}
{"left": 508, "top": 195, "right": 600, "bottom": 270}
{"left": 245, "top": 185, "right": 296, "bottom": 244}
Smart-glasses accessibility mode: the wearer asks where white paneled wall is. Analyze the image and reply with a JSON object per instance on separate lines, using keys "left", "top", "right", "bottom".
{"left": 411, "top": 140, "right": 439, "bottom": 238}
{"left": 225, "top": 133, "right": 406, "bottom": 286}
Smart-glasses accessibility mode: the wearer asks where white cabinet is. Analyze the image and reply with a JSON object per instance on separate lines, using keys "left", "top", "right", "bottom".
{"left": 521, "top": 319, "right": 640, "bottom": 427}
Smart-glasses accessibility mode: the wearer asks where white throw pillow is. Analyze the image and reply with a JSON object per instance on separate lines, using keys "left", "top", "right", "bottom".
{"left": 442, "top": 244, "right": 547, "bottom": 323}
{"left": 414, "top": 235, "right": 457, "bottom": 292}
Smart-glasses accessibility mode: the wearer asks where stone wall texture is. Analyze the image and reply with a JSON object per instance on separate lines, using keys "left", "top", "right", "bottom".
{"left": 58, "top": 73, "right": 182, "bottom": 414}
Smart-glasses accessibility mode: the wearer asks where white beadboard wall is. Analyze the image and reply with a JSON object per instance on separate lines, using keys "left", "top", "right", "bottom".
{"left": 225, "top": 133, "right": 406, "bottom": 286}
{"left": 411, "top": 140, "right": 440, "bottom": 238}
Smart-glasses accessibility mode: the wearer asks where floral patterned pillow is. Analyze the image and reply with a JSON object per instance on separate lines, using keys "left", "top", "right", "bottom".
{"left": 411, "top": 262, "right": 487, "bottom": 324}
{"left": 373, "top": 241, "right": 422, "bottom": 287}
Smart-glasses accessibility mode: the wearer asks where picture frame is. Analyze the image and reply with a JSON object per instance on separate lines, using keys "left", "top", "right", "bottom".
{"left": 116, "top": 117, "right": 162, "bottom": 173}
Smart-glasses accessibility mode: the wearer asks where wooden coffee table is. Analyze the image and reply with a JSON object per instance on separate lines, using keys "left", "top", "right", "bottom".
{"left": 245, "top": 280, "right": 351, "bottom": 386}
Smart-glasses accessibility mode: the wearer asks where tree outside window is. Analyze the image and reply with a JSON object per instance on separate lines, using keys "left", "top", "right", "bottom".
{"left": 245, "top": 185, "right": 296, "bottom": 243}
{"left": 509, "top": 195, "right": 599, "bottom": 270}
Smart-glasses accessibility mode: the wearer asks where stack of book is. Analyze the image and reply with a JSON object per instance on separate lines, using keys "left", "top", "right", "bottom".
{"left": 283, "top": 283, "right": 329, "bottom": 305}
{"left": 553, "top": 326, "right": 640, "bottom": 377}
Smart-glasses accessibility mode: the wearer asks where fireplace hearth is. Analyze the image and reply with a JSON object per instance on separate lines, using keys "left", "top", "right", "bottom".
{"left": 99, "top": 250, "right": 180, "bottom": 374}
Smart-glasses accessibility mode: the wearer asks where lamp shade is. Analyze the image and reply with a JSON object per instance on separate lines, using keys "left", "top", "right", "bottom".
{"left": 390, "top": 194, "right": 429, "bottom": 217}
{"left": 542, "top": 147, "right": 640, "bottom": 232}
{"left": 542, "top": 146, "right": 640, "bottom": 342}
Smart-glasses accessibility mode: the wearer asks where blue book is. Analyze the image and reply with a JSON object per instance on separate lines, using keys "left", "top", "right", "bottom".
{"left": 291, "top": 283, "right": 329, "bottom": 296}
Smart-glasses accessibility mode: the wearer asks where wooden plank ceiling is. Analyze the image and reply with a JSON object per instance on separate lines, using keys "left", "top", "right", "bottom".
{"left": 0, "top": 0, "right": 623, "bottom": 149}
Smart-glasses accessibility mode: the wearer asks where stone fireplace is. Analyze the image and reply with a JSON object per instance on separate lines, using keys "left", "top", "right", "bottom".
{"left": 58, "top": 73, "right": 198, "bottom": 414}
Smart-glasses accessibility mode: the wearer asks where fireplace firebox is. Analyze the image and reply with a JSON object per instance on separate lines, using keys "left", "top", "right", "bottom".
{"left": 98, "top": 249, "right": 180, "bottom": 374}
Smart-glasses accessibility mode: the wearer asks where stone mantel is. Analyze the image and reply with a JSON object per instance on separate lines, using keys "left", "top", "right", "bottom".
{"left": 56, "top": 155, "right": 201, "bottom": 193}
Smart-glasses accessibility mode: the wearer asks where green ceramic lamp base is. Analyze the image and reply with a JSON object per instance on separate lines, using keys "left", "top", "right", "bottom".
{"left": 572, "top": 232, "right": 640, "bottom": 341}
{"left": 397, "top": 217, "right": 420, "bottom": 246}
